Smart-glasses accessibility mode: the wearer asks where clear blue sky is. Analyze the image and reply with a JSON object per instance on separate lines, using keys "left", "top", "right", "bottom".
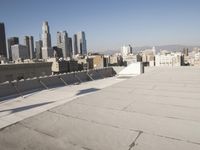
{"left": 1, "top": 0, "right": 200, "bottom": 51}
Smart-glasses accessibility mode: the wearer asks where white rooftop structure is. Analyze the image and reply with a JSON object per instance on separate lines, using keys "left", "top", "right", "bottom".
{"left": 0, "top": 67, "right": 200, "bottom": 150}
{"left": 121, "top": 45, "right": 133, "bottom": 56}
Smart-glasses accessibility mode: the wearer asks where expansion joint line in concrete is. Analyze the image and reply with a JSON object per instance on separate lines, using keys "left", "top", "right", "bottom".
{"left": 11, "top": 83, "right": 24, "bottom": 98}
{"left": 39, "top": 80, "right": 48, "bottom": 89}
{"left": 59, "top": 77, "right": 68, "bottom": 85}
{"left": 128, "top": 130, "right": 143, "bottom": 150}
{"left": 86, "top": 72, "right": 94, "bottom": 81}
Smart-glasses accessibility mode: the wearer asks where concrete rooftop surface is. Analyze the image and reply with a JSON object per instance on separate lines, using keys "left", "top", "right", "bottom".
{"left": 1, "top": 67, "right": 200, "bottom": 150}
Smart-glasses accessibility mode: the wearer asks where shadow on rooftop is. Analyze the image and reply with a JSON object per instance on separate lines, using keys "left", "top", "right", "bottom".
{"left": 0, "top": 101, "right": 54, "bottom": 114}
{"left": 76, "top": 88, "right": 100, "bottom": 96}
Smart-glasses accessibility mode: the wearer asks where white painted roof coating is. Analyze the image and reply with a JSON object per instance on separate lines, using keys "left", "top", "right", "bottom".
{"left": 0, "top": 67, "right": 200, "bottom": 150}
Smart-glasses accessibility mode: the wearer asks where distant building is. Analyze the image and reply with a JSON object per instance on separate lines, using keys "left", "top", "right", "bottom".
{"left": 35, "top": 40, "right": 43, "bottom": 59}
{"left": 29, "top": 36, "right": 34, "bottom": 59}
{"left": 74, "top": 31, "right": 87, "bottom": 55}
{"left": 121, "top": 45, "right": 132, "bottom": 57}
{"left": 24, "top": 36, "right": 34, "bottom": 59}
{"left": 182, "top": 48, "right": 189, "bottom": 56}
{"left": 141, "top": 47, "right": 156, "bottom": 66}
{"left": 77, "top": 57, "right": 93, "bottom": 70}
{"left": 155, "top": 52, "right": 184, "bottom": 67}
{"left": 0, "top": 55, "right": 8, "bottom": 64}
{"left": 11, "top": 44, "right": 29, "bottom": 61}
{"left": 53, "top": 46, "right": 63, "bottom": 58}
{"left": 88, "top": 54, "right": 104, "bottom": 69}
{"left": 0, "top": 22, "right": 7, "bottom": 58}
{"left": 109, "top": 54, "right": 123, "bottom": 66}
{"left": 68, "top": 37, "right": 73, "bottom": 58}
{"left": 51, "top": 58, "right": 79, "bottom": 74}
{"left": 7, "top": 37, "right": 19, "bottom": 60}
{"left": 57, "top": 31, "right": 71, "bottom": 59}
{"left": 123, "top": 54, "right": 142, "bottom": 66}
{"left": 41, "top": 21, "right": 53, "bottom": 59}
{"left": 72, "top": 35, "right": 76, "bottom": 56}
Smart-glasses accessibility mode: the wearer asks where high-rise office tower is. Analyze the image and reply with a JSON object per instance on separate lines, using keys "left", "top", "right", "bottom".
{"left": 41, "top": 21, "right": 53, "bottom": 59}
{"left": 73, "top": 31, "right": 87, "bottom": 56}
{"left": 77, "top": 31, "right": 87, "bottom": 55}
{"left": 24, "top": 36, "right": 30, "bottom": 54}
{"left": 68, "top": 37, "right": 72, "bottom": 58}
{"left": 24, "top": 36, "right": 34, "bottom": 59}
{"left": 57, "top": 31, "right": 71, "bottom": 59}
{"left": 35, "top": 40, "right": 43, "bottom": 59}
{"left": 0, "top": 23, "right": 7, "bottom": 57}
{"left": 7, "top": 37, "right": 19, "bottom": 60}
{"left": 29, "top": 36, "right": 34, "bottom": 59}
{"left": 73, "top": 34, "right": 78, "bottom": 56}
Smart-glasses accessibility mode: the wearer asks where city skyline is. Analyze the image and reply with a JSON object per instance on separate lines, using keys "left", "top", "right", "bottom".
{"left": 1, "top": 0, "right": 200, "bottom": 51}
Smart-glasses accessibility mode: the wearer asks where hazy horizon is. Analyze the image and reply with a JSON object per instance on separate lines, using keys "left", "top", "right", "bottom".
{"left": 1, "top": 0, "right": 200, "bottom": 51}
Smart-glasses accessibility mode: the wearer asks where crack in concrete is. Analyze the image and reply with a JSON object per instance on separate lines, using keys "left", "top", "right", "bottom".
{"left": 146, "top": 101, "right": 200, "bottom": 110}
{"left": 128, "top": 131, "right": 143, "bottom": 150}
{"left": 19, "top": 122, "right": 56, "bottom": 138}
{"left": 133, "top": 92, "right": 200, "bottom": 101}
{"left": 155, "top": 134, "right": 200, "bottom": 146}
{"left": 81, "top": 146, "right": 93, "bottom": 150}
{"left": 48, "top": 110, "right": 121, "bottom": 129}
{"left": 121, "top": 101, "right": 137, "bottom": 111}
{"left": 73, "top": 101, "right": 200, "bottom": 124}
{"left": 48, "top": 109, "right": 200, "bottom": 146}
{"left": 18, "top": 122, "right": 96, "bottom": 150}
{"left": 123, "top": 109, "right": 200, "bottom": 123}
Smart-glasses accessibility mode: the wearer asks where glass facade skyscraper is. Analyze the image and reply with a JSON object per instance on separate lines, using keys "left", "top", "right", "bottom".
{"left": 0, "top": 23, "right": 7, "bottom": 57}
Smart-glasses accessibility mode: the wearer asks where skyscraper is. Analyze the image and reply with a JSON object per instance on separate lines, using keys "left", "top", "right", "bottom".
{"left": 24, "top": 36, "right": 30, "bottom": 54}
{"left": 73, "top": 31, "right": 87, "bottom": 56}
{"left": 73, "top": 34, "right": 78, "bottom": 56}
{"left": 7, "top": 37, "right": 19, "bottom": 60}
{"left": 24, "top": 36, "right": 34, "bottom": 59}
{"left": 77, "top": 31, "right": 87, "bottom": 55}
{"left": 57, "top": 31, "right": 71, "bottom": 59}
{"left": 29, "top": 36, "right": 34, "bottom": 59}
{"left": 41, "top": 21, "right": 53, "bottom": 59}
{"left": 35, "top": 40, "right": 43, "bottom": 59}
{"left": 68, "top": 37, "right": 73, "bottom": 58}
{"left": 0, "top": 23, "right": 7, "bottom": 57}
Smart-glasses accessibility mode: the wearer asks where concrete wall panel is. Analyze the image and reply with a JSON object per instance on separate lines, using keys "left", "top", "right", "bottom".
{"left": 39, "top": 76, "right": 65, "bottom": 88}
{"left": 15, "top": 79, "right": 44, "bottom": 94}
{"left": 75, "top": 71, "right": 91, "bottom": 82}
{"left": 59, "top": 73, "right": 80, "bottom": 85}
{"left": 0, "top": 67, "right": 115, "bottom": 100}
{"left": 0, "top": 82, "right": 17, "bottom": 99}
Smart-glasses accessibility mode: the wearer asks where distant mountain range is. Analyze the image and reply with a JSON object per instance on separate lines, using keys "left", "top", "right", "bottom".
{"left": 97, "top": 45, "right": 200, "bottom": 55}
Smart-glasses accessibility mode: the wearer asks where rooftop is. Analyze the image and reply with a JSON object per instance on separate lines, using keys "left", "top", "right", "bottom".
{"left": 0, "top": 67, "right": 200, "bottom": 150}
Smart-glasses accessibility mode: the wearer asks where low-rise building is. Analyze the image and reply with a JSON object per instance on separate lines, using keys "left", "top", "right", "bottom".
{"left": 88, "top": 54, "right": 104, "bottom": 69}
{"left": 123, "top": 54, "right": 142, "bottom": 65}
{"left": 109, "top": 53, "right": 123, "bottom": 66}
{"left": 11, "top": 44, "right": 29, "bottom": 61}
{"left": 155, "top": 52, "right": 183, "bottom": 67}
{"left": 51, "top": 58, "right": 79, "bottom": 74}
